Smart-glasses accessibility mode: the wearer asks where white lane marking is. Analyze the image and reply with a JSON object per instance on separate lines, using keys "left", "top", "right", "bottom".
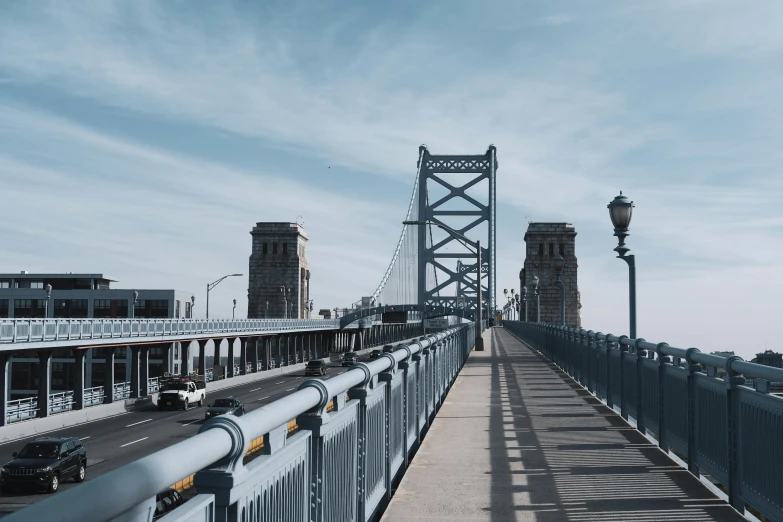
{"left": 249, "top": 387, "right": 262, "bottom": 392}
{"left": 182, "top": 419, "right": 201, "bottom": 426}
{"left": 125, "top": 419, "right": 152, "bottom": 428}
{"left": 119, "top": 437, "right": 149, "bottom": 448}
{"left": 79, "top": 436, "right": 91, "bottom": 440}
{"left": 260, "top": 396, "right": 270, "bottom": 400}
{"left": 286, "top": 388, "right": 294, "bottom": 391}
{"left": 275, "top": 381, "right": 284, "bottom": 384}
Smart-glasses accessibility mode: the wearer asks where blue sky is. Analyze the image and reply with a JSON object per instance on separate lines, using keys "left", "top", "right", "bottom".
{"left": 1, "top": 1, "right": 782, "bottom": 358}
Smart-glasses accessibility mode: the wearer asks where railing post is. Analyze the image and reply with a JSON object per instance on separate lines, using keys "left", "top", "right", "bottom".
{"left": 104, "top": 346, "right": 116, "bottom": 404}
{"left": 36, "top": 350, "right": 52, "bottom": 418}
{"left": 0, "top": 354, "right": 9, "bottom": 426}
{"left": 604, "top": 335, "right": 613, "bottom": 408}
{"left": 586, "top": 331, "right": 594, "bottom": 393}
{"left": 724, "top": 355, "right": 746, "bottom": 513}
{"left": 73, "top": 350, "right": 86, "bottom": 410}
{"left": 635, "top": 338, "right": 647, "bottom": 434}
{"left": 618, "top": 335, "right": 629, "bottom": 420}
{"left": 139, "top": 346, "right": 149, "bottom": 397}
{"left": 656, "top": 343, "right": 670, "bottom": 452}
{"left": 684, "top": 348, "right": 701, "bottom": 476}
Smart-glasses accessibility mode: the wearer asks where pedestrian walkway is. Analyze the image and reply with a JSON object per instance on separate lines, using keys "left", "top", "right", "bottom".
{"left": 381, "top": 327, "right": 745, "bottom": 522}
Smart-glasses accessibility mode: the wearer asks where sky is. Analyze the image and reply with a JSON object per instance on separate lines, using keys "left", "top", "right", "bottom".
{"left": 1, "top": 1, "right": 782, "bottom": 359}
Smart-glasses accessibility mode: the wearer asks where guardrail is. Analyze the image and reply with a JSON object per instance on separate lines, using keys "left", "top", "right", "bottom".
{"left": 505, "top": 321, "right": 783, "bottom": 522}
{"left": 9, "top": 322, "right": 478, "bottom": 522}
{"left": 6, "top": 397, "right": 38, "bottom": 424}
{"left": 48, "top": 391, "right": 73, "bottom": 414}
{"left": 0, "top": 317, "right": 343, "bottom": 344}
{"left": 148, "top": 376, "right": 160, "bottom": 393}
{"left": 84, "top": 386, "right": 105, "bottom": 407}
{"left": 113, "top": 381, "right": 130, "bottom": 401}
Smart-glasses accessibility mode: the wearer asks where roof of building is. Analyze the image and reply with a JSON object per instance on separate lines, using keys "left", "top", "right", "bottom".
{"left": 0, "top": 273, "right": 118, "bottom": 282}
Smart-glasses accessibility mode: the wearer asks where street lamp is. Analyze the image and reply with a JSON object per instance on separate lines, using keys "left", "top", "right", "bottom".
{"left": 131, "top": 291, "right": 139, "bottom": 319}
{"left": 531, "top": 276, "right": 540, "bottom": 322}
{"left": 510, "top": 289, "right": 515, "bottom": 320}
{"left": 232, "top": 299, "right": 237, "bottom": 319}
{"left": 190, "top": 295, "right": 195, "bottom": 318}
{"left": 44, "top": 283, "right": 52, "bottom": 318}
{"left": 521, "top": 287, "right": 527, "bottom": 322}
{"left": 404, "top": 219, "right": 484, "bottom": 351}
{"left": 206, "top": 274, "right": 243, "bottom": 319}
{"left": 608, "top": 191, "right": 637, "bottom": 339}
{"left": 552, "top": 254, "right": 565, "bottom": 326}
{"left": 280, "top": 287, "right": 288, "bottom": 319}
{"left": 265, "top": 301, "right": 269, "bottom": 319}
{"left": 514, "top": 293, "right": 520, "bottom": 321}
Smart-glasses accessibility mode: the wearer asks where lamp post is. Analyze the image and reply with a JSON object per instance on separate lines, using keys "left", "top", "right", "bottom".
{"left": 515, "top": 293, "right": 520, "bottom": 321}
{"left": 531, "top": 276, "right": 540, "bottom": 322}
{"left": 131, "top": 291, "right": 139, "bottom": 319}
{"left": 608, "top": 191, "right": 637, "bottom": 339}
{"left": 280, "top": 287, "right": 288, "bottom": 319}
{"left": 265, "top": 301, "right": 269, "bottom": 319}
{"left": 190, "top": 295, "right": 195, "bottom": 318}
{"left": 510, "top": 289, "right": 515, "bottom": 320}
{"left": 232, "top": 299, "right": 236, "bottom": 319}
{"left": 552, "top": 254, "right": 566, "bottom": 326}
{"left": 44, "top": 283, "right": 52, "bottom": 318}
{"left": 404, "top": 219, "right": 484, "bottom": 351}
{"left": 521, "top": 287, "right": 528, "bottom": 322}
{"left": 206, "top": 274, "right": 242, "bottom": 320}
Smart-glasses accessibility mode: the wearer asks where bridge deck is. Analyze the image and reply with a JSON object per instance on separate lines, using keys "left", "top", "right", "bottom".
{"left": 381, "top": 327, "right": 745, "bottom": 522}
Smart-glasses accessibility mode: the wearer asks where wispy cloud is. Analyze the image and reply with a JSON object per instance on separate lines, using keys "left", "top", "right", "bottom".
{"left": 0, "top": 1, "right": 782, "bottom": 357}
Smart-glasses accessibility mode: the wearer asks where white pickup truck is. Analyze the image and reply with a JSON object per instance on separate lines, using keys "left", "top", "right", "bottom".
{"left": 157, "top": 376, "right": 206, "bottom": 411}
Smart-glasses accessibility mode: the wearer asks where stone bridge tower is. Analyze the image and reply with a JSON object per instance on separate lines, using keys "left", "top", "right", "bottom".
{"left": 248, "top": 222, "right": 310, "bottom": 319}
{"left": 520, "top": 222, "right": 581, "bottom": 327}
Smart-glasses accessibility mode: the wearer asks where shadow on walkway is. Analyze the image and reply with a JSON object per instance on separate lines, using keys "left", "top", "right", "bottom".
{"left": 381, "top": 328, "right": 745, "bottom": 522}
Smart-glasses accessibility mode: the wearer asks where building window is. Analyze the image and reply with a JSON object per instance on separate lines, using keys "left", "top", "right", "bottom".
{"left": 15, "top": 280, "right": 43, "bottom": 289}
{"left": 263, "top": 243, "right": 268, "bottom": 255}
{"left": 185, "top": 302, "right": 191, "bottom": 319}
{"left": 282, "top": 243, "right": 288, "bottom": 255}
{"left": 175, "top": 300, "right": 181, "bottom": 318}
{"left": 538, "top": 243, "right": 544, "bottom": 256}
{"left": 0, "top": 299, "right": 8, "bottom": 318}
{"left": 273, "top": 243, "right": 278, "bottom": 255}
{"left": 53, "top": 299, "right": 88, "bottom": 318}
{"left": 549, "top": 243, "right": 554, "bottom": 256}
{"left": 0, "top": 280, "right": 9, "bottom": 289}
{"left": 93, "top": 299, "right": 128, "bottom": 318}
{"left": 559, "top": 244, "right": 564, "bottom": 256}
{"left": 14, "top": 299, "right": 45, "bottom": 318}
{"left": 149, "top": 300, "right": 169, "bottom": 318}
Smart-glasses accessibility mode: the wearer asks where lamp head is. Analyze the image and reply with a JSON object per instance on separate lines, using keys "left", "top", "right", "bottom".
{"left": 133, "top": 291, "right": 139, "bottom": 301}
{"left": 552, "top": 254, "right": 565, "bottom": 274}
{"left": 531, "top": 276, "right": 539, "bottom": 290}
{"left": 504, "top": 288, "right": 508, "bottom": 295}
{"left": 515, "top": 293, "right": 520, "bottom": 301}
{"left": 521, "top": 286, "right": 527, "bottom": 298}
{"left": 608, "top": 191, "right": 634, "bottom": 230}
{"left": 233, "top": 299, "right": 236, "bottom": 306}
{"left": 191, "top": 295, "right": 195, "bottom": 305}
{"left": 45, "top": 283, "right": 52, "bottom": 295}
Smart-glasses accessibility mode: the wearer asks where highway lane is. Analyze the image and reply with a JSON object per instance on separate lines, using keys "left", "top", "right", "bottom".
{"left": 0, "top": 356, "right": 367, "bottom": 514}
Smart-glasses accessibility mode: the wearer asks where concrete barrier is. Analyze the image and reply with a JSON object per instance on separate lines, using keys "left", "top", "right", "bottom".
{"left": 0, "top": 346, "right": 381, "bottom": 444}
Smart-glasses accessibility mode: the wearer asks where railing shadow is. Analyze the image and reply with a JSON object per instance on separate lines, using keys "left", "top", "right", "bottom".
{"left": 486, "top": 328, "right": 746, "bottom": 522}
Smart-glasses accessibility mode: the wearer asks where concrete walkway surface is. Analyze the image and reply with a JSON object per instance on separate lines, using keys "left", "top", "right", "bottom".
{"left": 381, "top": 327, "right": 746, "bottom": 522}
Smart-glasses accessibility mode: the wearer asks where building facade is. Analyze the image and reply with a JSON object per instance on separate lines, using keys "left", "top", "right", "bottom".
{"left": 520, "top": 223, "right": 581, "bottom": 328}
{"left": 0, "top": 272, "right": 193, "bottom": 398}
{"left": 247, "top": 223, "right": 311, "bottom": 319}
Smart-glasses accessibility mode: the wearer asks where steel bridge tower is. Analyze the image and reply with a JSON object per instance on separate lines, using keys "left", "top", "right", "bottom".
{"left": 417, "top": 145, "right": 497, "bottom": 317}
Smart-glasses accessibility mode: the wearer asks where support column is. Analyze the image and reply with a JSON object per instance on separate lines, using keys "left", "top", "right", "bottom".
{"left": 140, "top": 346, "right": 149, "bottom": 397}
{"left": 198, "top": 339, "right": 208, "bottom": 378}
{"left": 250, "top": 337, "right": 259, "bottom": 373}
{"left": 129, "top": 345, "right": 141, "bottom": 399}
{"left": 266, "top": 338, "right": 272, "bottom": 370}
{"left": 273, "top": 336, "right": 282, "bottom": 368}
{"left": 73, "top": 350, "right": 85, "bottom": 410}
{"left": 0, "top": 354, "right": 9, "bottom": 426}
{"left": 227, "top": 338, "right": 235, "bottom": 378}
{"left": 36, "top": 351, "right": 52, "bottom": 418}
{"left": 180, "top": 341, "right": 191, "bottom": 376}
{"left": 103, "top": 347, "right": 116, "bottom": 404}
{"left": 239, "top": 338, "right": 247, "bottom": 375}
{"left": 162, "top": 343, "right": 173, "bottom": 375}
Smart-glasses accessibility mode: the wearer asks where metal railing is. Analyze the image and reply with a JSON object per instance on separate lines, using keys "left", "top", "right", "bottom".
{"left": 8, "top": 323, "right": 478, "bottom": 522}
{"left": 6, "top": 397, "right": 38, "bottom": 423}
{"left": 148, "top": 376, "right": 160, "bottom": 393}
{"left": 0, "top": 317, "right": 343, "bottom": 344}
{"left": 113, "top": 381, "right": 130, "bottom": 401}
{"left": 84, "top": 386, "right": 105, "bottom": 407}
{"left": 505, "top": 321, "right": 783, "bottom": 522}
{"left": 48, "top": 391, "right": 73, "bottom": 414}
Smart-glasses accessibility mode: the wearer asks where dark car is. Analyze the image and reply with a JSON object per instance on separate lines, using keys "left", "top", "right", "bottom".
{"left": 153, "top": 488, "right": 185, "bottom": 520}
{"left": 305, "top": 360, "right": 328, "bottom": 376}
{"left": 341, "top": 352, "right": 358, "bottom": 367}
{"left": 382, "top": 344, "right": 396, "bottom": 354}
{"left": 369, "top": 349, "right": 382, "bottom": 359}
{"left": 1, "top": 436, "right": 87, "bottom": 494}
{"left": 204, "top": 397, "right": 245, "bottom": 420}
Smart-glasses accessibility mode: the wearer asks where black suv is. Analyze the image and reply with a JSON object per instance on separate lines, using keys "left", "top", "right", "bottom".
{"left": 305, "top": 360, "right": 328, "bottom": 376}
{"left": 1, "top": 436, "right": 87, "bottom": 493}
{"left": 369, "top": 349, "right": 382, "bottom": 359}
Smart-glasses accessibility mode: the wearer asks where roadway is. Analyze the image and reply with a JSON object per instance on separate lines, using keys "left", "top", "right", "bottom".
{"left": 0, "top": 355, "right": 374, "bottom": 516}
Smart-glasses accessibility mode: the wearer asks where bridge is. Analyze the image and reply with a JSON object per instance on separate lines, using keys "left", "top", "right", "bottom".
{"left": 0, "top": 145, "right": 781, "bottom": 522}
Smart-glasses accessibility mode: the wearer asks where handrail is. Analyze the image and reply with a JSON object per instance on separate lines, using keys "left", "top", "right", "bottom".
{"left": 9, "top": 324, "right": 468, "bottom": 522}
